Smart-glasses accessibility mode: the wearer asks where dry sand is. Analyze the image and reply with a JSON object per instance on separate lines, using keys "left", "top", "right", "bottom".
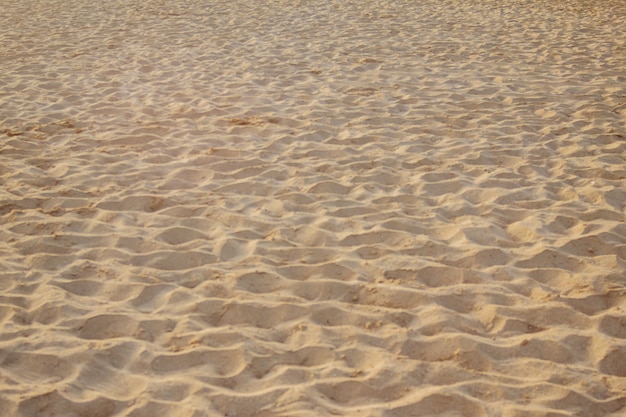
{"left": 1, "top": 0, "right": 626, "bottom": 416}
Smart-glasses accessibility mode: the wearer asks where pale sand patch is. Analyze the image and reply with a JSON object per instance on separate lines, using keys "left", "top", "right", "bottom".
{"left": 1, "top": 0, "right": 626, "bottom": 416}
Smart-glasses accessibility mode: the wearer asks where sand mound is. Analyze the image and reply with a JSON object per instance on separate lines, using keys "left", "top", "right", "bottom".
{"left": 1, "top": 0, "right": 625, "bottom": 416}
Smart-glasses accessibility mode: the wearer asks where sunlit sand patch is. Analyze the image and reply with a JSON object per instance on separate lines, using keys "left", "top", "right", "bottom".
{"left": 1, "top": 0, "right": 626, "bottom": 416}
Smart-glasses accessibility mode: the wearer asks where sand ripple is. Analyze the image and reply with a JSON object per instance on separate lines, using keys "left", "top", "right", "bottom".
{"left": 1, "top": 0, "right": 626, "bottom": 416}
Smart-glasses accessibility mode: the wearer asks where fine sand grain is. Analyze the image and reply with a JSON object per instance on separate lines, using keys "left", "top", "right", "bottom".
{"left": 1, "top": 0, "right": 626, "bottom": 416}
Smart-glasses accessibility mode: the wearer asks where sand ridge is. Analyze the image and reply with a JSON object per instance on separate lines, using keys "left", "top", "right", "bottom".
{"left": 1, "top": 0, "right": 626, "bottom": 416}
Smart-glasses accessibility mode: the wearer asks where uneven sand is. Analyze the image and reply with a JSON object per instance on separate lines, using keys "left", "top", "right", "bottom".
{"left": 1, "top": 0, "right": 626, "bottom": 416}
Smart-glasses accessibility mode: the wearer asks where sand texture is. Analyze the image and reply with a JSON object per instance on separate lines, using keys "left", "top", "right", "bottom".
{"left": 1, "top": 0, "right": 626, "bottom": 416}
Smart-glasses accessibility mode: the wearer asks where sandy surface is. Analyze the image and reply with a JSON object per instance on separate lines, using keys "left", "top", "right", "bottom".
{"left": 1, "top": 0, "right": 626, "bottom": 416}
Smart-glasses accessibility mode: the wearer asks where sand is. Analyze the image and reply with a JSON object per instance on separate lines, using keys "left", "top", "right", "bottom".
{"left": 1, "top": 0, "right": 626, "bottom": 416}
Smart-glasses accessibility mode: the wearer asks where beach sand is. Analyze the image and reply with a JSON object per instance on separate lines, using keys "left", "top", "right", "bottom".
{"left": 1, "top": 0, "right": 626, "bottom": 416}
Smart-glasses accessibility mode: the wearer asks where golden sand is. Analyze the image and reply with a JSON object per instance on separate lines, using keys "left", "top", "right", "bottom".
{"left": 1, "top": 1, "right": 625, "bottom": 416}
